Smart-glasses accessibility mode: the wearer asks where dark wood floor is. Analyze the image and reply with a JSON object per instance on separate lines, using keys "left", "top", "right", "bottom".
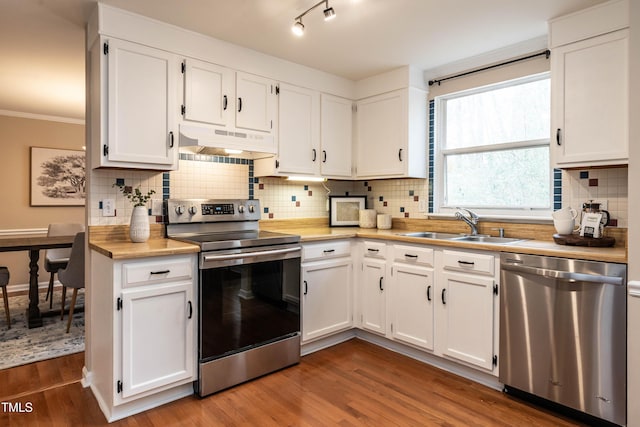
{"left": 0, "top": 339, "right": 584, "bottom": 426}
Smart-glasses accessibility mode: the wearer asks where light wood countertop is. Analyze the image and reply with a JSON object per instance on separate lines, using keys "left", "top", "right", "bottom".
{"left": 260, "top": 219, "right": 627, "bottom": 264}
{"left": 89, "top": 225, "right": 199, "bottom": 260}
{"left": 88, "top": 220, "right": 627, "bottom": 264}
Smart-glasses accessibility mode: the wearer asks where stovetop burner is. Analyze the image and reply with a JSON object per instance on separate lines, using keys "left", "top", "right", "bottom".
{"left": 165, "top": 199, "right": 299, "bottom": 251}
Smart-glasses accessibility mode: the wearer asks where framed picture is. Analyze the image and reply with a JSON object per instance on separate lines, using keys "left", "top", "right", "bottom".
{"left": 329, "top": 195, "right": 366, "bottom": 227}
{"left": 30, "top": 147, "right": 86, "bottom": 206}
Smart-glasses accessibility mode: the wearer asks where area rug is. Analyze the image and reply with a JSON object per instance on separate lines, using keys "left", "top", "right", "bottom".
{"left": 0, "top": 291, "right": 84, "bottom": 370}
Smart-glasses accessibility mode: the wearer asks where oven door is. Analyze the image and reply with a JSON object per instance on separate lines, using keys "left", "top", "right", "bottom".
{"left": 199, "top": 243, "right": 301, "bottom": 362}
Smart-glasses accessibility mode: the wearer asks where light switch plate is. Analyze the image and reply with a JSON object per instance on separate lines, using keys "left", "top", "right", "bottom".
{"left": 102, "top": 199, "right": 115, "bottom": 217}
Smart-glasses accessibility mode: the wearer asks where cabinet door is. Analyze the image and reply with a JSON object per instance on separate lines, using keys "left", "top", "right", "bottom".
{"left": 552, "top": 29, "right": 628, "bottom": 167}
{"left": 120, "top": 281, "right": 194, "bottom": 399}
{"left": 302, "top": 258, "right": 352, "bottom": 342}
{"left": 278, "top": 83, "right": 320, "bottom": 175}
{"left": 105, "top": 38, "right": 177, "bottom": 168}
{"left": 356, "top": 90, "right": 407, "bottom": 178}
{"left": 236, "top": 72, "right": 276, "bottom": 133}
{"left": 321, "top": 94, "right": 353, "bottom": 178}
{"left": 360, "top": 258, "right": 387, "bottom": 335}
{"left": 390, "top": 264, "right": 434, "bottom": 351}
{"left": 439, "top": 271, "right": 495, "bottom": 371}
{"left": 182, "top": 58, "right": 234, "bottom": 127}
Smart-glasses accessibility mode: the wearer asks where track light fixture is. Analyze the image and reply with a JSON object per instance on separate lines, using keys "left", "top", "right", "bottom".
{"left": 292, "top": 0, "right": 336, "bottom": 36}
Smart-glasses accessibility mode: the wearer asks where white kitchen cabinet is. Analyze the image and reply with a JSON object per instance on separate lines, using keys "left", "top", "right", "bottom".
{"left": 355, "top": 88, "right": 427, "bottom": 179}
{"left": 254, "top": 90, "right": 353, "bottom": 179}
{"left": 358, "top": 242, "right": 388, "bottom": 335}
{"left": 551, "top": 29, "right": 629, "bottom": 167}
{"left": 95, "top": 37, "right": 179, "bottom": 170}
{"left": 389, "top": 244, "right": 435, "bottom": 351}
{"left": 320, "top": 94, "right": 353, "bottom": 178}
{"left": 276, "top": 83, "right": 320, "bottom": 175}
{"left": 435, "top": 249, "right": 498, "bottom": 373}
{"left": 181, "top": 58, "right": 234, "bottom": 127}
{"left": 235, "top": 71, "right": 278, "bottom": 133}
{"left": 301, "top": 240, "right": 353, "bottom": 342}
{"left": 89, "top": 251, "right": 197, "bottom": 420}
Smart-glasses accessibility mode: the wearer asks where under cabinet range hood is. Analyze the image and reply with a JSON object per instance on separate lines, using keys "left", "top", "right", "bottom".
{"left": 179, "top": 123, "right": 276, "bottom": 156}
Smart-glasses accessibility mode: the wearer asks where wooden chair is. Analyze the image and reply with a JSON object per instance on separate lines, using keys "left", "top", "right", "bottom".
{"left": 0, "top": 267, "right": 10, "bottom": 329}
{"left": 44, "top": 223, "right": 85, "bottom": 309}
{"left": 58, "top": 232, "right": 85, "bottom": 333}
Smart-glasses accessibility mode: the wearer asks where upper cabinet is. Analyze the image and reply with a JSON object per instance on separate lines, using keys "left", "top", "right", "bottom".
{"left": 179, "top": 62, "right": 277, "bottom": 154}
{"left": 355, "top": 88, "right": 427, "bottom": 179}
{"left": 549, "top": 0, "right": 629, "bottom": 168}
{"left": 92, "top": 38, "right": 179, "bottom": 170}
{"left": 254, "top": 86, "right": 353, "bottom": 179}
{"left": 181, "top": 58, "right": 234, "bottom": 128}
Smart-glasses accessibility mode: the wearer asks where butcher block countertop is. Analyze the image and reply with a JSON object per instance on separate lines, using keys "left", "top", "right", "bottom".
{"left": 89, "top": 218, "right": 627, "bottom": 264}
{"left": 89, "top": 225, "right": 199, "bottom": 260}
{"left": 260, "top": 218, "right": 628, "bottom": 264}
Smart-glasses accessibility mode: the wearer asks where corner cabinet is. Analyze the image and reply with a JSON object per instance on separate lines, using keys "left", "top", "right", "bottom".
{"left": 89, "top": 251, "right": 197, "bottom": 421}
{"left": 551, "top": 29, "right": 629, "bottom": 167}
{"left": 355, "top": 88, "right": 427, "bottom": 179}
{"left": 301, "top": 240, "right": 353, "bottom": 342}
{"left": 91, "top": 37, "right": 179, "bottom": 170}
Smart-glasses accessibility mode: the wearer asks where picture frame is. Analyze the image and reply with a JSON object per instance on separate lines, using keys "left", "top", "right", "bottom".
{"left": 329, "top": 195, "right": 366, "bottom": 227}
{"left": 30, "top": 147, "right": 86, "bottom": 206}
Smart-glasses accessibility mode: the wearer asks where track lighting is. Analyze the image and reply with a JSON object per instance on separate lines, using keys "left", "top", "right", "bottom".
{"left": 292, "top": 0, "right": 336, "bottom": 36}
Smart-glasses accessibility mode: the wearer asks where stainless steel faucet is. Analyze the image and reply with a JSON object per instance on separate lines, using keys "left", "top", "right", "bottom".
{"left": 455, "top": 207, "right": 479, "bottom": 235}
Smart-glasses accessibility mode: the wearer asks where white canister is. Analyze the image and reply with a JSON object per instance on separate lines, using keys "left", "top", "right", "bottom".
{"left": 377, "top": 214, "right": 392, "bottom": 230}
{"left": 359, "top": 209, "right": 377, "bottom": 228}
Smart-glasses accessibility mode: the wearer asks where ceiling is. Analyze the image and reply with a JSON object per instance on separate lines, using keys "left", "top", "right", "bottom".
{"left": 0, "top": 0, "right": 607, "bottom": 121}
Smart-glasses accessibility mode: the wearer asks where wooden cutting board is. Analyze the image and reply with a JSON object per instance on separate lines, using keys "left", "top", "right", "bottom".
{"left": 553, "top": 234, "right": 616, "bottom": 247}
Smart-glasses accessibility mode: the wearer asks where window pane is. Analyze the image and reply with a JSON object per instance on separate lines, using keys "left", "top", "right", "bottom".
{"left": 445, "top": 146, "right": 550, "bottom": 208}
{"left": 444, "top": 78, "right": 550, "bottom": 149}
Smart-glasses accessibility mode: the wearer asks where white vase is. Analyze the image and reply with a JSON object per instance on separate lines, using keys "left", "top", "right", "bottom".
{"left": 129, "top": 205, "right": 150, "bottom": 243}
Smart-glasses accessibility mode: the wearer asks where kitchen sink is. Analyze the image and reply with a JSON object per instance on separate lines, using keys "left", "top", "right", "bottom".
{"left": 398, "top": 232, "right": 526, "bottom": 244}
{"left": 399, "top": 231, "right": 463, "bottom": 239}
{"left": 449, "top": 235, "right": 526, "bottom": 244}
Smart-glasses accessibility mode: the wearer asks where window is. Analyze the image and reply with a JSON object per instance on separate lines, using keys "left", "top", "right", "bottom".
{"left": 434, "top": 73, "right": 551, "bottom": 216}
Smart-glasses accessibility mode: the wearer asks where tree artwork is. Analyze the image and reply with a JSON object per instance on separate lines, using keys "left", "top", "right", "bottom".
{"left": 37, "top": 154, "right": 85, "bottom": 198}
{"left": 30, "top": 147, "right": 86, "bottom": 206}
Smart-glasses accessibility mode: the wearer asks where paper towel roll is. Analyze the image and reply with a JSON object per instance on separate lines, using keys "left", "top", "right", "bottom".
{"left": 359, "top": 209, "right": 377, "bottom": 228}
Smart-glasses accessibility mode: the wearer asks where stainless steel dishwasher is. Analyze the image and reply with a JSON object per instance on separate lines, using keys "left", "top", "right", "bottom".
{"left": 500, "top": 253, "right": 626, "bottom": 426}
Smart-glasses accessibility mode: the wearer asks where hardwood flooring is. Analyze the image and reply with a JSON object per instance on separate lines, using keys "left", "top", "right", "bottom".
{"left": 0, "top": 339, "right": 584, "bottom": 426}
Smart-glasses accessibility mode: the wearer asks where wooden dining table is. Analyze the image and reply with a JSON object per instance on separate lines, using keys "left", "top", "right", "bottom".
{"left": 0, "top": 233, "right": 75, "bottom": 328}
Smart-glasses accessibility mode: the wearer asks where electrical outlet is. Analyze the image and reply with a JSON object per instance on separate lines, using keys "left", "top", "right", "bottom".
{"left": 151, "top": 199, "right": 163, "bottom": 216}
{"left": 102, "top": 199, "right": 115, "bottom": 217}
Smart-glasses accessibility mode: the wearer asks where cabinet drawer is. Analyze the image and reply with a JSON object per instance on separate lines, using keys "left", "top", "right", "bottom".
{"left": 442, "top": 250, "right": 494, "bottom": 276}
{"left": 362, "top": 241, "right": 387, "bottom": 259}
{"left": 122, "top": 256, "right": 194, "bottom": 288}
{"left": 392, "top": 244, "right": 433, "bottom": 267}
{"left": 302, "top": 240, "right": 351, "bottom": 262}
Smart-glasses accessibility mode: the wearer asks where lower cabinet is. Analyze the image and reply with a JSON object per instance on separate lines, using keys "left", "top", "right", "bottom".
{"left": 360, "top": 257, "right": 387, "bottom": 335}
{"left": 89, "top": 251, "right": 197, "bottom": 420}
{"left": 301, "top": 240, "right": 353, "bottom": 343}
{"left": 435, "top": 249, "right": 499, "bottom": 372}
{"left": 390, "top": 263, "right": 434, "bottom": 351}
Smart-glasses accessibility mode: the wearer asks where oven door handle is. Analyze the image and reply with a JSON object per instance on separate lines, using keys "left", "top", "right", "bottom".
{"left": 202, "top": 246, "right": 301, "bottom": 262}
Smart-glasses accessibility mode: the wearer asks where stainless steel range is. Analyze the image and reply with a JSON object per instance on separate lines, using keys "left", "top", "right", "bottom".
{"left": 166, "top": 199, "right": 301, "bottom": 397}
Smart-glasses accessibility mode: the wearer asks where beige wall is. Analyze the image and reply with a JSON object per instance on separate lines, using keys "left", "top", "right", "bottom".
{"left": 0, "top": 114, "right": 85, "bottom": 288}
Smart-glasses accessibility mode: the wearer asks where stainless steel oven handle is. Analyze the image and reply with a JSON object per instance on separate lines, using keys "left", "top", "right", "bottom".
{"left": 203, "top": 246, "right": 301, "bottom": 262}
{"left": 502, "top": 262, "right": 623, "bottom": 286}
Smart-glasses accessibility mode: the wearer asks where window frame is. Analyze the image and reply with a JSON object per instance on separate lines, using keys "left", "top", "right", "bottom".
{"left": 433, "top": 72, "right": 552, "bottom": 218}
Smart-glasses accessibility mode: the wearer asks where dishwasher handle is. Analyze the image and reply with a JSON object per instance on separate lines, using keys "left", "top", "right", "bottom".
{"left": 502, "top": 262, "right": 624, "bottom": 286}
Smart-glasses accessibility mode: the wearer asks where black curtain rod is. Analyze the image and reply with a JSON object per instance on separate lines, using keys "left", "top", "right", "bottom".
{"left": 428, "top": 49, "right": 551, "bottom": 86}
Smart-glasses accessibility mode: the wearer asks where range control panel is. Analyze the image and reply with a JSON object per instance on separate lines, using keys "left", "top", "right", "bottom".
{"left": 166, "top": 199, "right": 261, "bottom": 223}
